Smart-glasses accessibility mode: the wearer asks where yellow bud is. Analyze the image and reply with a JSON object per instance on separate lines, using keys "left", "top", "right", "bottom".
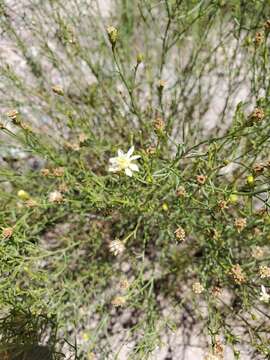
{"left": 229, "top": 194, "right": 238, "bottom": 204}
{"left": 247, "top": 175, "right": 254, "bottom": 186}
{"left": 17, "top": 190, "right": 30, "bottom": 200}
{"left": 162, "top": 203, "right": 168, "bottom": 211}
{"left": 136, "top": 53, "right": 143, "bottom": 64}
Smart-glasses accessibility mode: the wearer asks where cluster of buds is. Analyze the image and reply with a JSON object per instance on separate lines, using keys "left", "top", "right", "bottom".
{"left": 174, "top": 226, "right": 186, "bottom": 241}
{"left": 2, "top": 227, "right": 13, "bottom": 239}
{"left": 52, "top": 85, "right": 64, "bottom": 96}
{"left": 41, "top": 167, "right": 65, "bottom": 177}
{"left": 259, "top": 265, "right": 270, "bottom": 278}
{"left": 230, "top": 264, "right": 246, "bottom": 284}
{"left": 234, "top": 218, "right": 246, "bottom": 233}
{"left": 109, "top": 239, "right": 125, "bottom": 256}
{"left": 107, "top": 26, "right": 118, "bottom": 48}
{"left": 153, "top": 116, "right": 165, "bottom": 132}
{"left": 192, "top": 282, "right": 204, "bottom": 294}
{"left": 254, "top": 31, "right": 264, "bottom": 46}
{"left": 196, "top": 174, "right": 207, "bottom": 185}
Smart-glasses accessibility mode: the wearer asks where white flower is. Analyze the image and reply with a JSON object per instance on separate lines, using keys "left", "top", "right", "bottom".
{"left": 259, "top": 285, "right": 270, "bottom": 303}
{"left": 48, "top": 190, "right": 63, "bottom": 203}
{"left": 108, "top": 146, "right": 140, "bottom": 177}
{"left": 109, "top": 239, "right": 125, "bottom": 256}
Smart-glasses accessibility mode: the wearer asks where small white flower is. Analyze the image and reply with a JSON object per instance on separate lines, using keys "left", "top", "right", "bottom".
{"left": 109, "top": 239, "right": 125, "bottom": 256}
{"left": 108, "top": 146, "right": 140, "bottom": 177}
{"left": 259, "top": 285, "right": 270, "bottom": 303}
{"left": 48, "top": 190, "right": 63, "bottom": 203}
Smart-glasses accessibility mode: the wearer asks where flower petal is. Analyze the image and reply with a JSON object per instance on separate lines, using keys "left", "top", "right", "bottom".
{"left": 118, "top": 149, "right": 124, "bottom": 156}
{"left": 127, "top": 146, "right": 134, "bottom": 157}
{"left": 129, "top": 163, "right": 139, "bottom": 172}
{"left": 125, "top": 168, "right": 133, "bottom": 177}
{"left": 108, "top": 165, "right": 119, "bottom": 172}
{"left": 130, "top": 155, "right": 141, "bottom": 160}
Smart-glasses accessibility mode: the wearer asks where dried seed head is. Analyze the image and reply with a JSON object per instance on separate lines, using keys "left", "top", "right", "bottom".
{"left": 25, "top": 199, "right": 38, "bottom": 208}
{"left": 41, "top": 168, "right": 50, "bottom": 177}
{"left": 204, "top": 354, "right": 220, "bottom": 360}
{"left": 157, "top": 79, "right": 166, "bottom": 89}
{"left": 64, "top": 142, "right": 80, "bottom": 151}
{"left": 250, "top": 107, "right": 265, "bottom": 122}
{"left": 264, "top": 19, "right": 270, "bottom": 31}
{"left": 107, "top": 26, "right": 118, "bottom": 46}
{"left": 174, "top": 226, "right": 186, "bottom": 241}
{"left": 218, "top": 200, "right": 228, "bottom": 210}
{"left": 6, "top": 110, "right": 18, "bottom": 120}
{"left": 212, "top": 286, "right": 222, "bottom": 297}
{"left": 111, "top": 296, "right": 126, "bottom": 307}
{"left": 192, "top": 282, "right": 204, "bottom": 294}
{"left": 52, "top": 167, "right": 65, "bottom": 177}
{"left": 253, "top": 227, "right": 262, "bottom": 236}
{"left": 52, "top": 85, "right": 64, "bottom": 96}
{"left": 48, "top": 190, "right": 63, "bottom": 203}
{"left": 176, "top": 186, "right": 187, "bottom": 197}
{"left": 0, "top": 122, "right": 5, "bottom": 129}
{"left": 259, "top": 266, "right": 270, "bottom": 278}
{"left": 79, "top": 133, "right": 88, "bottom": 143}
{"left": 119, "top": 278, "right": 129, "bottom": 290}
{"left": 214, "top": 338, "right": 224, "bottom": 357}
{"left": 58, "top": 182, "right": 69, "bottom": 193}
{"left": 2, "top": 227, "right": 13, "bottom": 239}
{"left": 109, "top": 239, "right": 125, "bottom": 256}
{"left": 146, "top": 145, "right": 156, "bottom": 155}
{"left": 196, "top": 174, "right": 207, "bottom": 185}
{"left": 251, "top": 246, "right": 264, "bottom": 259}
{"left": 234, "top": 218, "right": 246, "bottom": 233}
{"left": 230, "top": 264, "right": 246, "bottom": 284}
{"left": 153, "top": 117, "right": 165, "bottom": 132}
{"left": 255, "top": 31, "right": 264, "bottom": 46}
{"left": 253, "top": 163, "right": 264, "bottom": 174}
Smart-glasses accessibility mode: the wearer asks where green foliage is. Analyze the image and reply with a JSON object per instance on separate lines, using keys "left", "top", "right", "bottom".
{"left": 0, "top": 0, "right": 270, "bottom": 359}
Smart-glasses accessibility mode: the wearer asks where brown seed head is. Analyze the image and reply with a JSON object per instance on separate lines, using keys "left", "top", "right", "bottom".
{"left": 176, "top": 186, "right": 187, "bottom": 197}
{"left": 250, "top": 107, "right": 265, "bottom": 122}
{"left": 2, "top": 227, "right": 13, "bottom": 239}
{"left": 259, "top": 266, "right": 270, "bottom": 278}
{"left": 174, "top": 226, "right": 186, "bottom": 241}
{"left": 111, "top": 296, "right": 126, "bottom": 307}
{"left": 196, "top": 174, "right": 207, "bottom": 185}
{"left": 52, "top": 85, "right": 64, "bottom": 96}
{"left": 234, "top": 218, "right": 246, "bottom": 233}
{"left": 153, "top": 117, "right": 165, "bottom": 132}
{"left": 6, "top": 110, "right": 18, "bottom": 120}
{"left": 255, "top": 31, "right": 264, "bottom": 46}
{"left": 230, "top": 264, "right": 246, "bottom": 284}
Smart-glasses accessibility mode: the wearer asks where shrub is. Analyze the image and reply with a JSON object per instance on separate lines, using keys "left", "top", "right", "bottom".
{"left": 0, "top": 0, "right": 270, "bottom": 359}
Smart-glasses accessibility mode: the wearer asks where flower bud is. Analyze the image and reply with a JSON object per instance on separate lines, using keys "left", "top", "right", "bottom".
{"left": 17, "top": 190, "right": 30, "bottom": 200}
{"left": 107, "top": 26, "right": 118, "bottom": 47}
{"left": 246, "top": 175, "right": 254, "bottom": 186}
